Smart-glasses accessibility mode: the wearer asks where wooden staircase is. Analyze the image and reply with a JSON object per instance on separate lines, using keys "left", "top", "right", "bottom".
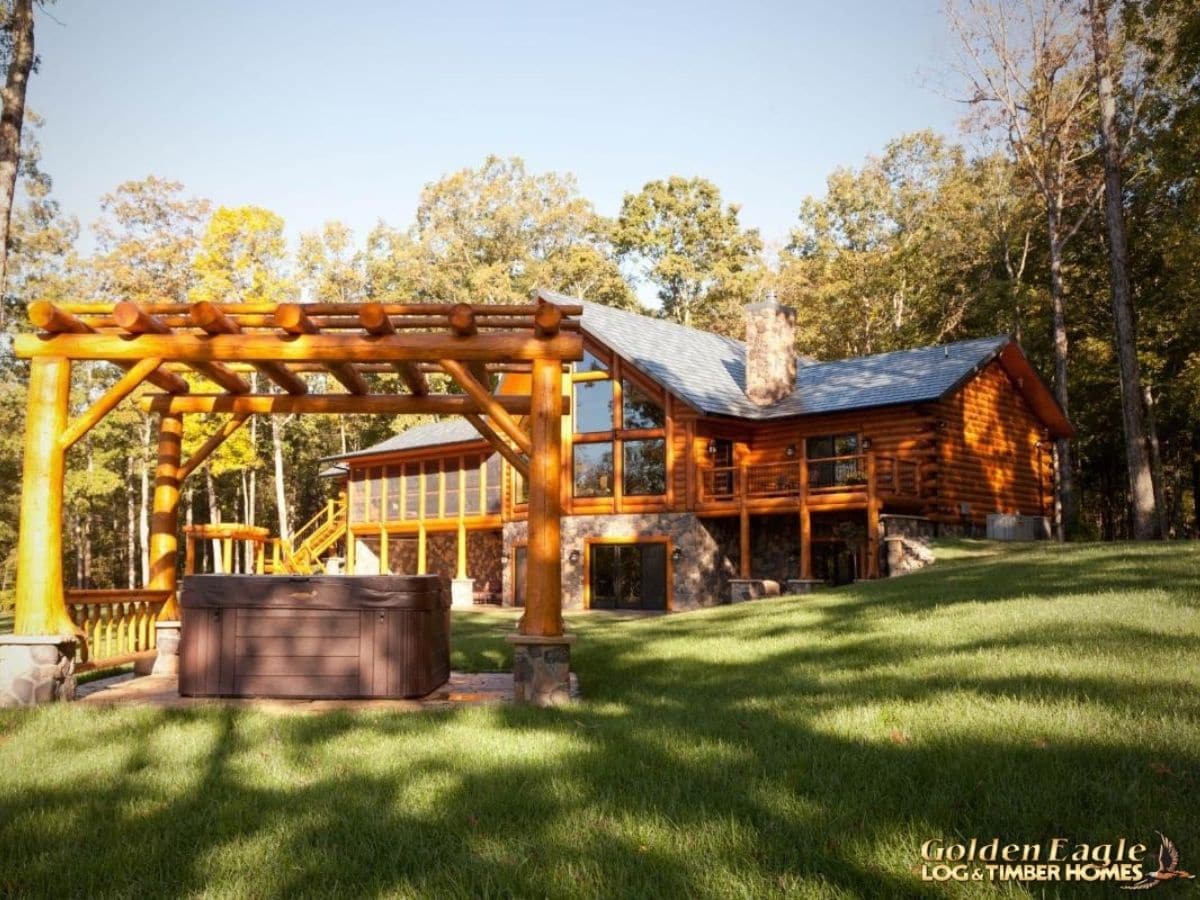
{"left": 270, "top": 493, "right": 347, "bottom": 575}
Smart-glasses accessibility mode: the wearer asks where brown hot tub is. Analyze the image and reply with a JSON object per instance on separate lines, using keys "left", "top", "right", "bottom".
{"left": 179, "top": 575, "right": 449, "bottom": 699}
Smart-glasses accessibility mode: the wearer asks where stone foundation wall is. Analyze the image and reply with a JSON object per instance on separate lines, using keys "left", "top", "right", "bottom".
{"left": 354, "top": 530, "right": 502, "bottom": 600}
{"left": 504, "top": 513, "right": 743, "bottom": 610}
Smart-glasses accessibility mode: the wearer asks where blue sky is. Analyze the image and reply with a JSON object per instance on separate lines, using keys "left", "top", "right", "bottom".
{"left": 30, "top": 0, "right": 962, "bottom": 256}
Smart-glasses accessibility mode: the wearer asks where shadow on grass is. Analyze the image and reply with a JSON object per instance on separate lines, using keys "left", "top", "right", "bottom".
{"left": 0, "top": 542, "right": 1197, "bottom": 897}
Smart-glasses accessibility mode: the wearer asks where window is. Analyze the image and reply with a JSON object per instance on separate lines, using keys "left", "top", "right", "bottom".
{"left": 807, "top": 433, "right": 858, "bottom": 459}
{"left": 386, "top": 466, "right": 402, "bottom": 521}
{"left": 424, "top": 461, "right": 440, "bottom": 517}
{"left": 444, "top": 464, "right": 460, "bottom": 518}
{"left": 576, "top": 349, "right": 608, "bottom": 374}
{"left": 366, "top": 467, "right": 383, "bottom": 520}
{"left": 403, "top": 463, "right": 419, "bottom": 520}
{"left": 485, "top": 454, "right": 502, "bottom": 513}
{"left": 621, "top": 380, "right": 664, "bottom": 430}
{"left": 349, "top": 469, "right": 366, "bottom": 522}
{"left": 573, "top": 442, "right": 614, "bottom": 498}
{"left": 623, "top": 438, "right": 666, "bottom": 496}
{"left": 806, "top": 433, "right": 862, "bottom": 488}
{"left": 574, "top": 379, "right": 614, "bottom": 434}
{"left": 464, "top": 458, "right": 481, "bottom": 515}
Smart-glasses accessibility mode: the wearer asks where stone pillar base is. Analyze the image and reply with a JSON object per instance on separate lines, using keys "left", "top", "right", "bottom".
{"left": 784, "top": 578, "right": 825, "bottom": 595}
{"left": 151, "top": 620, "right": 181, "bottom": 676}
{"left": 506, "top": 633, "right": 576, "bottom": 707}
{"left": 728, "top": 578, "right": 781, "bottom": 603}
{"left": 450, "top": 578, "right": 475, "bottom": 609}
{"left": 0, "top": 634, "right": 78, "bottom": 707}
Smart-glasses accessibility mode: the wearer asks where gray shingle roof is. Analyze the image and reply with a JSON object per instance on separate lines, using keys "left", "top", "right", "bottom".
{"left": 336, "top": 292, "right": 1019, "bottom": 460}
{"left": 540, "top": 291, "right": 1011, "bottom": 420}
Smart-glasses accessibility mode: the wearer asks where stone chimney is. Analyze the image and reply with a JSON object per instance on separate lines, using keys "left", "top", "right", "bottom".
{"left": 744, "top": 300, "right": 797, "bottom": 406}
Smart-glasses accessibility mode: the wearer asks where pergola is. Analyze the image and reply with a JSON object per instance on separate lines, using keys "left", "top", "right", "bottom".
{"left": 5, "top": 293, "right": 581, "bottom": 705}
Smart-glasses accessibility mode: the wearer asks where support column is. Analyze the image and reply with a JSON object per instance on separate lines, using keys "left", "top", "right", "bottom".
{"left": 12, "top": 357, "right": 75, "bottom": 637}
{"left": 738, "top": 464, "right": 751, "bottom": 578}
{"left": 149, "top": 412, "right": 183, "bottom": 675}
{"left": 378, "top": 524, "right": 389, "bottom": 575}
{"left": 866, "top": 449, "right": 880, "bottom": 579}
{"left": 799, "top": 447, "right": 812, "bottom": 580}
{"left": 451, "top": 489, "right": 474, "bottom": 608}
{"left": 417, "top": 469, "right": 427, "bottom": 575}
{"left": 508, "top": 356, "right": 573, "bottom": 705}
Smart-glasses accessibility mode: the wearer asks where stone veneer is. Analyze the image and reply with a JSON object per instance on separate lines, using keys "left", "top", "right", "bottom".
{"left": 0, "top": 635, "right": 77, "bottom": 707}
{"left": 744, "top": 300, "right": 797, "bottom": 406}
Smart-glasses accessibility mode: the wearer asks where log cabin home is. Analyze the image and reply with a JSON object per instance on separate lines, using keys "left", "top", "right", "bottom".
{"left": 318, "top": 292, "right": 1072, "bottom": 611}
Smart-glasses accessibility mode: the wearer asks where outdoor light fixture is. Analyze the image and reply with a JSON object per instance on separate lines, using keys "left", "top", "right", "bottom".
{"left": 706, "top": 440, "right": 718, "bottom": 458}
{"left": 671, "top": 547, "right": 683, "bottom": 563}
{"left": 784, "top": 444, "right": 796, "bottom": 458}
{"left": 861, "top": 437, "right": 872, "bottom": 450}
{"left": 568, "top": 549, "right": 581, "bottom": 564}
{"left": 500, "top": 551, "right": 510, "bottom": 565}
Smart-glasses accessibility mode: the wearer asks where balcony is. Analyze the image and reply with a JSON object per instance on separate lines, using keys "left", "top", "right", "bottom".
{"left": 698, "top": 454, "right": 921, "bottom": 509}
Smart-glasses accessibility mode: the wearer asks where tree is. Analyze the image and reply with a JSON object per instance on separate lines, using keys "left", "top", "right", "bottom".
{"left": 376, "top": 155, "right": 635, "bottom": 309}
{"left": 297, "top": 220, "right": 365, "bottom": 303}
{"left": 947, "top": 0, "right": 1104, "bottom": 539}
{"left": 190, "top": 206, "right": 291, "bottom": 540}
{"left": 1085, "top": 0, "right": 1158, "bottom": 539}
{"left": 614, "top": 176, "right": 762, "bottom": 332}
{"left": 0, "top": 0, "right": 35, "bottom": 328}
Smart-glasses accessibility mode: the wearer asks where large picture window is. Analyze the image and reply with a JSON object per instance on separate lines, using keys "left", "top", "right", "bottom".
{"left": 621, "top": 380, "right": 664, "bottom": 430}
{"left": 574, "top": 379, "right": 614, "bottom": 434}
{"left": 623, "top": 438, "right": 666, "bottom": 496}
{"left": 573, "top": 442, "right": 614, "bottom": 498}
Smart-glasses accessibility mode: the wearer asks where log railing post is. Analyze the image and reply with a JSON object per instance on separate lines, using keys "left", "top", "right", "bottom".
{"left": 522, "top": 356, "right": 563, "bottom": 637}
{"left": 12, "top": 356, "right": 76, "bottom": 636}
{"left": 149, "top": 411, "right": 184, "bottom": 618}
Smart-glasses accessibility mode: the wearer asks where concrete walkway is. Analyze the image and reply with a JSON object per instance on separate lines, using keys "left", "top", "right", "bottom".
{"left": 76, "top": 670, "right": 576, "bottom": 713}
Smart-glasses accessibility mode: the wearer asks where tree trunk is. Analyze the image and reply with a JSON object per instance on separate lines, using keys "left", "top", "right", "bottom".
{"left": 272, "top": 415, "right": 290, "bottom": 541}
{"left": 1142, "top": 382, "right": 1168, "bottom": 537}
{"left": 1088, "top": 0, "right": 1158, "bottom": 540}
{"left": 126, "top": 456, "right": 136, "bottom": 588}
{"left": 0, "top": 0, "right": 34, "bottom": 328}
{"left": 205, "top": 463, "right": 222, "bottom": 573}
{"left": 138, "top": 415, "right": 151, "bottom": 586}
{"left": 1046, "top": 207, "right": 1075, "bottom": 540}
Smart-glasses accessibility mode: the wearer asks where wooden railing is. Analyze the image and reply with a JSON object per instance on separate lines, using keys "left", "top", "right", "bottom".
{"left": 65, "top": 589, "right": 171, "bottom": 671}
{"left": 698, "top": 454, "right": 920, "bottom": 504}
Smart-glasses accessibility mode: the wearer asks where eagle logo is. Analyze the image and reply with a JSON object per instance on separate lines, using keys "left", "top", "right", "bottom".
{"left": 1122, "top": 833, "right": 1195, "bottom": 890}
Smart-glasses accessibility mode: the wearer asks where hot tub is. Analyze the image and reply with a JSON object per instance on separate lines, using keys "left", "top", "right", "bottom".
{"left": 179, "top": 575, "right": 449, "bottom": 699}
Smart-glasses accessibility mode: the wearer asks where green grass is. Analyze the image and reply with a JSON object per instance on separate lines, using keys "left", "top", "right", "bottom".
{"left": 0, "top": 541, "right": 1197, "bottom": 898}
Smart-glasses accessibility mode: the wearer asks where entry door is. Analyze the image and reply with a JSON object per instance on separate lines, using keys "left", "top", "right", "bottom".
{"left": 588, "top": 542, "right": 667, "bottom": 610}
{"left": 513, "top": 545, "right": 527, "bottom": 608}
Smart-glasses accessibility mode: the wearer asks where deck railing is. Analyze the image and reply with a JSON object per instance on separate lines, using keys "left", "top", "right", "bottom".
{"left": 698, "top": 454, "right": 920, "bottom": 505}
{"left": 65, "top": 589, "right": 171, "bottom": 671}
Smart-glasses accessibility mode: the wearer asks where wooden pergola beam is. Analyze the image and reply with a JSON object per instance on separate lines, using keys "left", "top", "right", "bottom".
{"left": 359, "top": 303, "right": 429, "bottom": 396}
{"left": 139, "top": 393, "right": 537, "bottom": 415}
{"left": 56, "top": 300, "right": 585, "bottom": 317}
{"left": 276, "top": 304, "right": 370, "bottom": 395}
{"left": 191, "top": 301, "right": 309, "bottom": 395}
{"left": 464, "top": 413, "right": 531, "bottom": 480}
{"left": 27, "top": 302, "right": 189, "bottom": 394}
{"left": 439, "top": 358, "right": 533, "bottom": 455}
{"left": 447, "top": 304, "right": 491, "bottom": 386}
{"left": 59, "top": 357, "right": 163, "bottom": 452}
{"left": 178, "top": 412, "right": 252, "bottom": 481}
{"left": 14, "top": 331, "right": 584, "bottom": 363}
{"left": 113, "top": 302, "right": 251, "bottom": 395}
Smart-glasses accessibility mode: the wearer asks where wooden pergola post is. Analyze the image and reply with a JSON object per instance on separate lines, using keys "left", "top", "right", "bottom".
{"left": 12, "top": 357, "right": 75, "bottom": 636}
{"left": 149, "top": 412, "right": 184, "bottom": 619}
{"left": 522, "top": 357, "right": 563, "bottom": 637}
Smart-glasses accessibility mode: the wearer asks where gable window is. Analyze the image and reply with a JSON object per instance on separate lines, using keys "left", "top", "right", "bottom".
{"left": 574, "top": 379, "right": 614, "bottom": 434}
{"left": 573, "top": 442, "right": 614, "bottom": 497}
{"left": 621, "top": 379, "right": 664, "bottom": 430}
{"left": 623, "top": 438, "right": 666, "bottom": 496}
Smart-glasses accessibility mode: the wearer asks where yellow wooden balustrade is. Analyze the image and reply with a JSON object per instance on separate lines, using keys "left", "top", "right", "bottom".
{"left": 64, "top": 589, "right": 171, "bottom": 671}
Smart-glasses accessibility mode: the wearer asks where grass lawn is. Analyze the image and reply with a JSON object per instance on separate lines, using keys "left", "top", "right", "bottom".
{"left": 0, "top": 541, "right": 1197, "bottom": 898}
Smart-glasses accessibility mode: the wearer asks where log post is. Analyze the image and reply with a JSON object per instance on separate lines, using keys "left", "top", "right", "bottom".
{"left": 799, "top": 446, "right": 811, "bottom": 580}
{"left": 522, "top": 356, "right": 564, "bottom": 637}
{"left": 12, "top": 356, "right": 76, "bottom": 636}
{"left": 379, "top": 524, "right": 388, "bottom": 575}
{"left": 150, "top": 412, "right": 184, "bottom": 619}
{"left": 866, "top": 449, "right": 880, "bottom": 579}
{"left": 739, "top": 464, "right": 752, "bottom": 578}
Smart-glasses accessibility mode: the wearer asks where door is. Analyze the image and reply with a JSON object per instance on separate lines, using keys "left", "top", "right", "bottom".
{"left": 588, "top": 542, "right": 668, "bottom": 610}
{"left": 513, "top": 545, "right": 527, "bottom": 608}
